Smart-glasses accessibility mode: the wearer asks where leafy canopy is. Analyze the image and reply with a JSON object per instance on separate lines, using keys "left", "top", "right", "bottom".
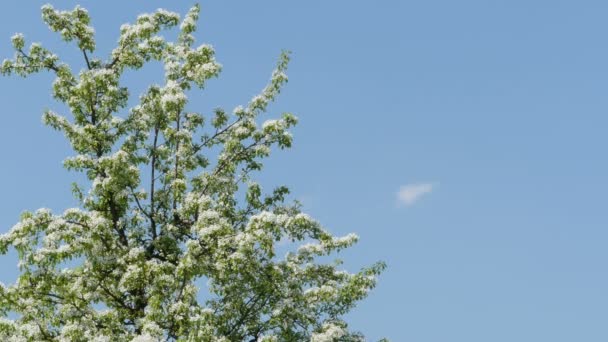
{"left": 0, "top": 4, "right": 385, "bottom": 341}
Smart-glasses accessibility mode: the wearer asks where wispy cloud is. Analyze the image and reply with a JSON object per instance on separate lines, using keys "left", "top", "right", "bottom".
{"left": 397, "top": 182, "right": 436, "bottom": 206}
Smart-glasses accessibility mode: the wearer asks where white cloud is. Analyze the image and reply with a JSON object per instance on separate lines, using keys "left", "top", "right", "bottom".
{"left": 397, "top": 182, "right": 436, "bottom": 206}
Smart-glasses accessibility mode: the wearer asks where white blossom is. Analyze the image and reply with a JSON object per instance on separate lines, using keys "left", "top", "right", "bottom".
{"left": 311, "top": 323, "right": 346, "bottom": 342}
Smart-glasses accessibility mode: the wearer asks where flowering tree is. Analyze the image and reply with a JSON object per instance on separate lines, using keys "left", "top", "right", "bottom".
{"left": 0, "top": 4, "right": 385, "bottom": 341}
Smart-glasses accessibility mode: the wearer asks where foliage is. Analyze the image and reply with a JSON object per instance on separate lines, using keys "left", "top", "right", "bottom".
{"left": 0, "top": 4, "right": 385, "bottom": 341}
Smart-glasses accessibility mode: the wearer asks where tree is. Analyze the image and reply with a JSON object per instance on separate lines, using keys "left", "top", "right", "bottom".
{"left": 0, "top": 4, "right": 385, "bottom": 341}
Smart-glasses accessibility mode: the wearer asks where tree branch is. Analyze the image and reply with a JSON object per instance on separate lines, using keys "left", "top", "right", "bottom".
{"left": 150, "top": 126, "right": 160, "bottom": 241}
{"left": 82, "top": 49, "right": 92, "bottom": 70}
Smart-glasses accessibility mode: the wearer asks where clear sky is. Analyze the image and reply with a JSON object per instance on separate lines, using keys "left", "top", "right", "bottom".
{"left": 1, "top": 1, "right": 608, "bottom": 341}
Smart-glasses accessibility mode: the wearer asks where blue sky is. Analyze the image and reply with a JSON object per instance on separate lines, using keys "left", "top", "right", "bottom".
{"left": 1, "top": 1, "right": 608, "bottom": 341}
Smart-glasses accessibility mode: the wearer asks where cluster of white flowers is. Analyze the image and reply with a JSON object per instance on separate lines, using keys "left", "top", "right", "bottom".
{"left": 311, "top": 323, "right": 347, "bottom": 342}
{"left": 41, "top": 4, "right": 95, "bottom": 51}
{"left": 10, "top": 33, "right": 24, "bottom": 49}
{"left": 121, "top": 10, "right": 178, "bottom": 39}
{"left": 160, "top": 80, "right": 187, "bottom": 110}
{"left": 179, "top": 8, "right": 198, "bottom": 32}
{"left": 130, "top": 333, "right": 158, "bottom": 342}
